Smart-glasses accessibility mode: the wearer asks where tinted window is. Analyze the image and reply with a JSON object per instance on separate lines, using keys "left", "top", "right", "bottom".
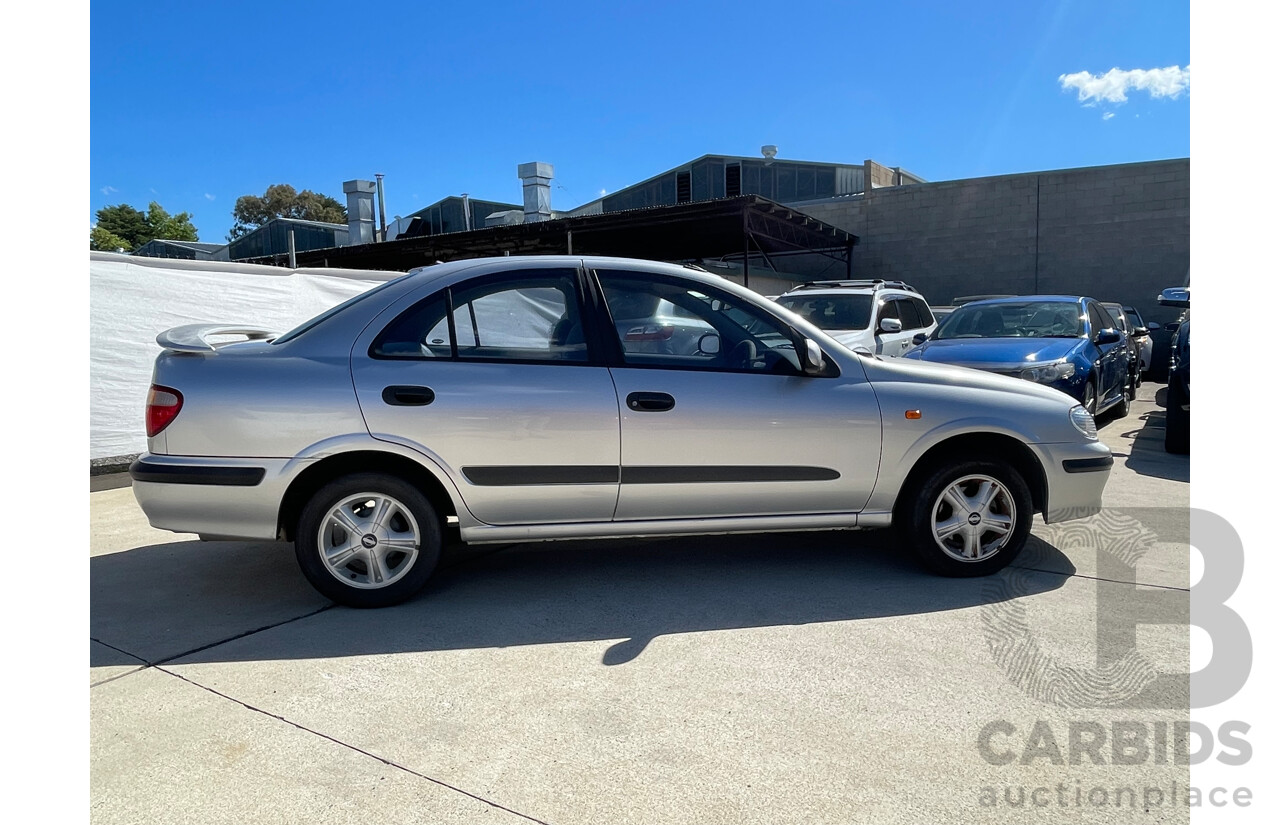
{"left": 911, "top": 298, "right": 935, "bottom": 327}
{"left": 896, "top": 299, "right": 923, "bottom": 330}
{"left": 1087, "top": 302, "right": 1113, "bottom": 335}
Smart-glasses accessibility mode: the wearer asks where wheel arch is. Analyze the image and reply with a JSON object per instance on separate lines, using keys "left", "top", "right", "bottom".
{"left": 278, "top": 450, "right": 459, "bottom": 542}
{"left": 892, "top": 432, "right": 1048, "bottom": 525}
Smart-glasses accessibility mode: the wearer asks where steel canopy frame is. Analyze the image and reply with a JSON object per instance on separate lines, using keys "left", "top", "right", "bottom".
{"left": 271, "top": 195, "right": 858, "bottom": 281}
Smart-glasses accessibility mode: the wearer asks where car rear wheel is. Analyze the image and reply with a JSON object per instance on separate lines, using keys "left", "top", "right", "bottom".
{"left": 295, "top": 472, "right": 442, "bottom": 608}
{"left": 900, "top": 459, "right": 1033, "bottom": 577}
{"left": 1115, "top": 375, "right": 1133, "bottom": 418}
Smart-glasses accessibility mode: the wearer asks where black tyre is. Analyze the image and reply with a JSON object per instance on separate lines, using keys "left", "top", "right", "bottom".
{"left": 1082, "top": 379, "right": 1098, "bottom": 417}
{"left": 295, "top": 472, "right": 442, "bottom": 608}
{"left": 1115, "top": 375, "right": 1133, "bottom": 419}
{"left": 1164, "top": 380, "right": 1190, "bottom": 454}
{"left": 900, "top": 459, "right": 1033, "bottom": 577}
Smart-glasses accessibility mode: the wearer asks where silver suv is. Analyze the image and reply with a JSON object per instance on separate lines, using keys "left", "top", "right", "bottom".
{"left": 131, "top": 256, "right": 1111, "bottom": 608}
{"left": 773, "top": 280, "right": 937, "bottom": 357}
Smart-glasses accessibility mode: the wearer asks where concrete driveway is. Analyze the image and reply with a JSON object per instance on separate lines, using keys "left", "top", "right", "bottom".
{"left": 91, "top": 382, "right": 1190, "bottom": 824}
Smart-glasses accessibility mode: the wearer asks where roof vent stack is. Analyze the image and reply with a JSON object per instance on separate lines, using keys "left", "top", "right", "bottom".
{"left": 518, "top": 162, "right": 554, "bottom": 223}
{"left": 342, "top": 179, "right": 377, "bottom": 246}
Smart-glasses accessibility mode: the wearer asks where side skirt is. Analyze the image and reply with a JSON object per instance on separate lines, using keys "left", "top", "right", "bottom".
{"left": 459, "top": 511, "right": 892, "bottom": 545}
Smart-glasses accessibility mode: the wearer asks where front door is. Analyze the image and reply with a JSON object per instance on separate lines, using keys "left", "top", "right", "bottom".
{"left": 593, "top": 268, "right": 882, "bottom": 521}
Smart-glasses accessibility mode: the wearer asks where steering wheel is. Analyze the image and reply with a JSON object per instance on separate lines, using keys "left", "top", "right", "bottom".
{"left": 729, "top": 339, "right": 758, "bottom": 369}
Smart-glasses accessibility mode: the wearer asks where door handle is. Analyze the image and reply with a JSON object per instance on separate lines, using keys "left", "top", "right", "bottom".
{"left": 626, "top": 392, "right": 675, "bottom": 412}
{"left": 383, "top": 385, "right": 436, "bottom": 406}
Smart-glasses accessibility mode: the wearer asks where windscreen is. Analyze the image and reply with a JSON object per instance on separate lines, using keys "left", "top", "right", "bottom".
{"left": 775, "top": 294, "right": 873, "bottom": 331}
{"left": 934, "top": 300, "right": 1084, "bottom": 339}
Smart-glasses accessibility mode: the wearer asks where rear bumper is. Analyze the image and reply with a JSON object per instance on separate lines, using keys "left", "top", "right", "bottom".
{"left": 130, "top": 453, "right": 300, "bottom": 540}
{"left": 1030, "top": 440, "right": 1113, "bottom": 523}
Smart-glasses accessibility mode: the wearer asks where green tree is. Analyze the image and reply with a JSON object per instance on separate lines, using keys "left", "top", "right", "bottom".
{"left": 92, "top": 204, "right": 150, "bottom": 251}
{"left": 229, "top": 184, "right": 347, "bottom": 240}
{"left": 89, "top": 201, "right": 200, "bottom": 251}
{"left": 145, "top": 201, "right": 198, "bottom": 243}
{"left": 89, "top": 226, "right": 134, "bottom": 252}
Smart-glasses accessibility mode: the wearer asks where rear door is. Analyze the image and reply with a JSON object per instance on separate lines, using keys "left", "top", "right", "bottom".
{"left": 875, "top": 297, "right": 917, "bottom": 356}
{"left": 351, "top": 264, "right": 622, "bottom": 525}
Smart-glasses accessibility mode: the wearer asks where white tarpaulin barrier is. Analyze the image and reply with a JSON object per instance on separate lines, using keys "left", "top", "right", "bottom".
{"left": 90, "top": 252, "right": 404, "bottom": 460}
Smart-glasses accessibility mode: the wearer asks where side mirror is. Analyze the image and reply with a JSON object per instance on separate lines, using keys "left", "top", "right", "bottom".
{"left": 1094, "top": 329, "right": 1122, "bottom": 345}
{"left": 1166, "top": 321, "right": 1183, "bottom": 331}
{"left": 878, "top": 318, "right": 903, "bottom": 334}
{"left": 1132, "top": 325, "right": 1150, "bottom": 338}
{"left": 802, "top": 339, "right": 826, "bottom": 376}
{"left": 698, "top": 333, "right": 721, "bottom": 355}
{"left": 1157, "top": 287, "right": 1190, "bottom": 309}
{"left": 912, "top": 332, "right": 928, "bottom": 345}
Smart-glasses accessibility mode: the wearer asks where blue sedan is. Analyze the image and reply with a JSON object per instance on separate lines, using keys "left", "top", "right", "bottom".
{"left": 903, "top": 296, "right": 1131, "bottom": 417}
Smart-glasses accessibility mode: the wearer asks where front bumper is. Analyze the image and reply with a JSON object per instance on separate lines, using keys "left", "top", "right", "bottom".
{"left": 130, "top": 453, "right": 302, "bottom": 540}
{"left": 1029, "top": 439, "right": 1113, "bottom": 523}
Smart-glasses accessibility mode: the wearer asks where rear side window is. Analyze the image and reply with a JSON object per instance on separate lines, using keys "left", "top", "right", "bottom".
{"left": 896, "top": 299, "right": 923, "bottom": 330}
{"left": 911, "top": 297, "right": 935, "bottom": 327}
{"left": 371, "top": 268, "right": 588, "bottom": 363}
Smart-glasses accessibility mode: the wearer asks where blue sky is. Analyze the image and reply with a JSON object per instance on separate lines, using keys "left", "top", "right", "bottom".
{"left": 90, "top": 0, "right": 1190, "bottom": 243}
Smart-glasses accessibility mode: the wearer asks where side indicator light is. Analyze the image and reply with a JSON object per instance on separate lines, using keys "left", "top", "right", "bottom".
{"left": 905, "top": 410, "right": 922, "bottom": 419}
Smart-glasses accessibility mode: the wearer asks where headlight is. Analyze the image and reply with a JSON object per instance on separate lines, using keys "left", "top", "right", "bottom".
{"left": 1021, "top": 361, "right": 1076, "bottom": 383}
{"left": 1069, "top": 405, "right": 1097, "bottom": 440}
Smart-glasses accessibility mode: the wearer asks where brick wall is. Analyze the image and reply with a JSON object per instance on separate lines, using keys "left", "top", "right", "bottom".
{"left": 790, "top": 159, "right": 1189, "bottom": 319}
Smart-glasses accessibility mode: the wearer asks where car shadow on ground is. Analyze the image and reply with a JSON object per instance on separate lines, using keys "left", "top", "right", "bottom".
{"left": 91, "top": 530, "right": 1074, "bottom": 669}
{"left": 1111, "top": 387, "right": 1189, "bottom": 483}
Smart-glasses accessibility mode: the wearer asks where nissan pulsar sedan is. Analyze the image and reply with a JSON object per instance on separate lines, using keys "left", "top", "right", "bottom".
{"left": 132, "top": 257, "right": 1112, "bottom": 608}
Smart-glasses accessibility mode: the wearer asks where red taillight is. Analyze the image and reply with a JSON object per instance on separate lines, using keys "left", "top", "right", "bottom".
{"left": 146, "top": 385, "right": 184, "bottom": 437}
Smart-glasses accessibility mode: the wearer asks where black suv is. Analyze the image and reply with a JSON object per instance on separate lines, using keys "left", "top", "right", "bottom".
{"left": 1157, "top": 287, "right": 1189, "bottom": 454}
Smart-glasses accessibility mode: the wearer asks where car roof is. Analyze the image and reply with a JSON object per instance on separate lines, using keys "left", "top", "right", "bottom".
{"left": 959, "top": 295, "right": 1085, "bottom": 307}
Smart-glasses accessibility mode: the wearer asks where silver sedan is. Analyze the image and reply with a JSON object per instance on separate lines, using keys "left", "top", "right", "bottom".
{"left": 131, "top": 256, "right": 1112, "bottom": 607}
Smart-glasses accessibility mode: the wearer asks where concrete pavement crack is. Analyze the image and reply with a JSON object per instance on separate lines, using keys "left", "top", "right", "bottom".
{"left": 157, "top": 667, "right": 554, "bottom": 825}
{"left": 90, "top": 604, "right": 338, "bottom": 688}
{"left": 1009, "top": 563, "right": 1190, "bottom": 592}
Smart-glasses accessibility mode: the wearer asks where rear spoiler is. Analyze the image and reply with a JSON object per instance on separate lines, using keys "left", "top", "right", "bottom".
{"left": 156, "top": 324, "right": 279, "bottom": 353}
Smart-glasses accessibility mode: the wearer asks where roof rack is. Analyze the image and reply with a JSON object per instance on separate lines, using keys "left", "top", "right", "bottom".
{"left": 788, "top": 279, "right": 920, "bottom": 294}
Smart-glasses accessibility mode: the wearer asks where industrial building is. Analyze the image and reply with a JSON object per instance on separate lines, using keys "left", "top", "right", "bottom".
{"left": 130, "top": 147, "right": 1190, "bottom": 322}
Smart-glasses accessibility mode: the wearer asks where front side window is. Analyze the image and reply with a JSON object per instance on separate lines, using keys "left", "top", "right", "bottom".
{"left": 596, "top": 271, "right": 803, "bottom": 375}
{"left": 371, "top": 268, "right": 588, "bottom": 362}
{"left": 1087, "top": 302, "right": 1114, "bottom": 337}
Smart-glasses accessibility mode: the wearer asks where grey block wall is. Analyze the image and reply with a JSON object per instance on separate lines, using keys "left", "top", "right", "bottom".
{"left": 789, "top": 159, "right": 1189, "bottom": 319}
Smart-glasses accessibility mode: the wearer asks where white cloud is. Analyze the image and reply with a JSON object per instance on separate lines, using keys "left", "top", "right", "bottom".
{"left": 204, "top": 193, "right": 216, "bottom": 201}
{"left": 100, "top": 185, "right": 118, "bottom": 196}
{"left": 1058, "top": 64, "right": 1190, "bottom": 105}
{"left": 1102, "top": 112, "right": 1115, "bottom": 121}
{"left": 599, "top": 188, "right": 607, "bottom": 196}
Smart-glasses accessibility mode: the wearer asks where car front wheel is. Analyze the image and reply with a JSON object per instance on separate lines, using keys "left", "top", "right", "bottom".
{"left": 295, "top": 473, "right": 442, "bottom": 608}
{"left": 900, "top": 459, "right": 1033, "bottom": 576}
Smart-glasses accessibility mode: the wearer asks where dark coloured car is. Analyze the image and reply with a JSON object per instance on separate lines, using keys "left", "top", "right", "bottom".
{"left": 903, "top": 295, "right": 1131, "bottom": 418}
{"left": 1157, "top": 287, "right": 1190, "bottom": 453}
